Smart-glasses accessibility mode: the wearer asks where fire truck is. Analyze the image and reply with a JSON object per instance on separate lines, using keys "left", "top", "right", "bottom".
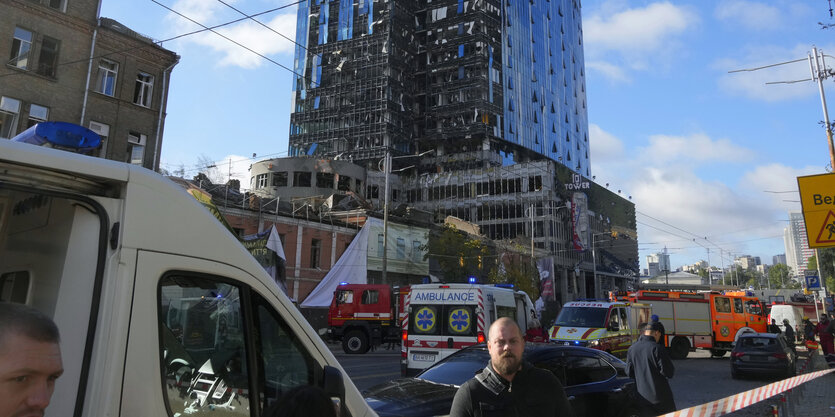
{"left": 327, "top": 283, "right": 409, "bottom": 354}
{"left": 624, "top": 290, "right": 768, "bottom": 359}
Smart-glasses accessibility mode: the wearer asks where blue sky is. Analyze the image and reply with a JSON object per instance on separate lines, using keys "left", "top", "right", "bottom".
{"left": 100, "top": 0, "right": 834, "bottom": 272}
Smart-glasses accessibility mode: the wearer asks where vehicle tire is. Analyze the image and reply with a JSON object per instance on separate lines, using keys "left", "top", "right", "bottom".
{"left": 710, "top": 349, "right": 726, "bottom": 358}
{"left": 669, "top": 337, "right": 690, "bottom": 360}
{"left": 342, "top": 330, "right": 369, "bottom": 354}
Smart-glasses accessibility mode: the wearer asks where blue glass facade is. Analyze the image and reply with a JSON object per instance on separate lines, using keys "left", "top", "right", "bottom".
{"left": 501, "top": 0, "right": 589, "bottom": 175}
{"left": 289, "top": 0, "right": 589, "bottom": 177}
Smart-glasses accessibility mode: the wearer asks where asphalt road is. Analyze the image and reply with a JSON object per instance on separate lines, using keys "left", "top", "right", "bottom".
{"left": 332, "top": 344, "right": 797, "bottom": 414}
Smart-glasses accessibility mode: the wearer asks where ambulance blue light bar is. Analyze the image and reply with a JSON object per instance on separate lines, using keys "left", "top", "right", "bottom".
{"left": 494, "top": 284, "right": 514, "bottom": 289}
{"left": 11, "top": 121, "right": 101, "bottom": 151}
{"left": 468, "top": 276, "right": 477, "bottom": 284}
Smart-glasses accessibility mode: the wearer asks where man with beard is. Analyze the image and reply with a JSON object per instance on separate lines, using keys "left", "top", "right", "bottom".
{"left": 450, "top": 317, "right": 573, "bottom": 417}
{"left": 626, "top": 322, "right": 675, "bottom": 416}
{"left": 0, "top": 302, "right": 63, "bottom": 417}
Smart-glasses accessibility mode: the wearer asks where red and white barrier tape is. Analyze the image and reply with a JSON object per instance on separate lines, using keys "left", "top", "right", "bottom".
{"left": 659, "top": 368, "right": 835, "bottom": 417}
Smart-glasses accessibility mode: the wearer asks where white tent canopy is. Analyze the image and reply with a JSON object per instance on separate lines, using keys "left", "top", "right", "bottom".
{"left": 300, "top": 217, "right": 379, "bottom": 307}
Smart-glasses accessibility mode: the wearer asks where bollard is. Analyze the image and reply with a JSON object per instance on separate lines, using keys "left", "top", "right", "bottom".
{"left": 770, "top": 404, "right": 779, "bottom": 416}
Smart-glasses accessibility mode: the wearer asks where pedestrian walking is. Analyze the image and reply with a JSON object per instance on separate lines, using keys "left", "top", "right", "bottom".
{"left": 650, "top": 314, "right": 666, "bottom": 347}
{"left": 0, "top": 302, "right": 64, "bottom": 417}
{"left": 626, "top": 322, "right": 676, "bottom": 416}
{"left": 816, "top": 314, "right": 834, "bottom": 356}
{"left": 450, "top": 317, "right": 574, "bottom": 417}
{"left": 803, "top": 317, "right": 815, "bottom": 342}
{"left": 768, "top": 319, "right": 781, "bottom": 334}
{"left": 782, "top": 319, "right": 796, "bottom": 354}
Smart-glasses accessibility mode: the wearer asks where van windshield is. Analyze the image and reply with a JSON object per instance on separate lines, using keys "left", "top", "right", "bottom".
{"left": 554, "top": 307, "right": 609, "bottom": 328}
{"left": 409, "top": 304, "right": 477, "bottom": 337}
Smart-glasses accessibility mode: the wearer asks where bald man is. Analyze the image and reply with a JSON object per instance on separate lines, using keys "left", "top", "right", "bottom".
{"left": 450, "top": 317, "right": 573, "bottom": 417}
{"left": 0, "top": 302, "right": 63, "bottom": 417}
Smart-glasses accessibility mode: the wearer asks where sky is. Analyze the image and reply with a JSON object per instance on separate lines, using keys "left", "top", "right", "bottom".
{"left": 100, "top": 0, "right": 835, "bottom": 272}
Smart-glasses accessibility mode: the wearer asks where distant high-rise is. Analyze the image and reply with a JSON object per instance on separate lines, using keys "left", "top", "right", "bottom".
{"left": 647, "top": 250, "right": 671, "bottom": 278}
{"left": 784, "top": 212, "right": 814, "bottom": 278}
{"left": 772, "top": 254, "right": 786, "bottom": 266}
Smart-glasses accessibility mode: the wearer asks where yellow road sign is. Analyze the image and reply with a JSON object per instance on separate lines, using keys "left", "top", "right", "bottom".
{"left": 797, "top": 172, "right": 835, "bottom": 248}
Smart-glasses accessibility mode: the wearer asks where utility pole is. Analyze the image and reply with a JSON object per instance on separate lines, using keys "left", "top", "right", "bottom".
{"left": 809, "top": 47, "right": 835, "bottom": 170}
{"left": 381, "top": 148, "right": 391, "bottom": 284}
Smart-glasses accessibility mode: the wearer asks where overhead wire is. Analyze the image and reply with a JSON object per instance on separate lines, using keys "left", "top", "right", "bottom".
{"left": 0, "top": 0, "right": 305, "bottom": 80}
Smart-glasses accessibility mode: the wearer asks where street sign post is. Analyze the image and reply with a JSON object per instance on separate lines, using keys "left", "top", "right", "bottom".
{"left": 797, "top": 173, "right": 835, "bottom": 249}
{"left": 805, "top": 270, "right": 821, "bottom": 290}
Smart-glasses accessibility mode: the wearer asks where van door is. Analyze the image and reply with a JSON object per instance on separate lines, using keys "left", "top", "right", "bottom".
{"left": 121, "top": 250, "right": 361, "bottom": 417}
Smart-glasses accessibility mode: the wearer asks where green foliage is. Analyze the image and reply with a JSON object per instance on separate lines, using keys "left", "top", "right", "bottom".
{"left": 768, "top": 263, "right": 793, "bottom": 289}
{"left": 487, "top": 261, "right": 540, "bottom": 302}
{"left": 422, "top": 224, "right": 488, "bottom": 283}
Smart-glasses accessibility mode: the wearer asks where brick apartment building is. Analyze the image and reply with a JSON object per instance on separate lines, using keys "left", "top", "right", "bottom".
{"left": 1, "top": 0, "right": 178, "bottom": 170}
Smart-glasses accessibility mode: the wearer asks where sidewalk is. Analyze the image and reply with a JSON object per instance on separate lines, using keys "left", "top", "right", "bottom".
{"left": 789, "top": 348, "right": 835, "bottom": 416}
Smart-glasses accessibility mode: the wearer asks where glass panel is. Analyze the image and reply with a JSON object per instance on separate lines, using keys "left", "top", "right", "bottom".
{"left": 565, "top": 356, "right": 615, "bottom": 386}
{"left": 256, "top": 301, "right": 316, "bottom": 412}
{"left": 159, "top": 276, "right": 250, "bottom": 416}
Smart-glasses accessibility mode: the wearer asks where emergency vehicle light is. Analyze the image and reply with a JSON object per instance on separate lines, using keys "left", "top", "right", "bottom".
{"left": 477, "top": 332, "right": 485, "bottom": 343}
{"left": 494, "top": 284, "right": 514, "bottom": 289}
{"left": 339, "top": 282, "right": 348, "bottom": 285}
{"left": 468, "top": 276, "right": 477, "bottom": 284}
{"left": 439, "top": 285, "right": 450, "bottom": 288}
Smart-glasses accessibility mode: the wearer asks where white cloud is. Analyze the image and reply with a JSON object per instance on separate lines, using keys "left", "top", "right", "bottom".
{"left": 741, "top": 163, "right": 820, "bottom": 211}
{"left": 584, "top": 2, "right": 697, "bottom": 80}
{"left": 585, "top": 61, "right": 631, "bottom": 83}
{"left": 589, "top": 125, "right": 793, "bottom": 268}
{"left": 643, "top": 133, "right": 753, "bottom": 164}
{"left": 715, "top": 1, "right": 782, "bottom": 31}
{"left": 715, "top": 44, "right": 835, "bottom": 102}
{"left": 589, "top": 123, "right": 625, "bottom": 163}
{"left": 167, "top": 0, "right": 298, "bottom": 69}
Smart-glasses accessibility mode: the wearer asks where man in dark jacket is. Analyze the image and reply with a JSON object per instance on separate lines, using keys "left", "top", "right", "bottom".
{"left": 650, "top": 314, "right": 666, "bottom": 347}
{"left": 450, "top": 317, "right": 573, "bottom": 417}
{"left": 626, "top": 322, "right": 676, "bottom": 416}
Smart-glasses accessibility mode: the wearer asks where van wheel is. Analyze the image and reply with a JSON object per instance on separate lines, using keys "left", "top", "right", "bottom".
{"left": 670, "top": 337, "right": 690, "bottom": 360}
{"left": 342, "top": 330, "right": 369, "bottom": 354}
{"left": 710, "top": 349, "right": 726, "bottom": 358}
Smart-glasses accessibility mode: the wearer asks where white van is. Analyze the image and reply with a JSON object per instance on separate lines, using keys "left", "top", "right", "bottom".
{"left": 0, "top": 140, "right": 375, "bottom": 417}
{"left": 401, "top": 283, "right": 536, "bottom": 375}
{"left": 768, "top": 304, "right": 804, "bottom": 335}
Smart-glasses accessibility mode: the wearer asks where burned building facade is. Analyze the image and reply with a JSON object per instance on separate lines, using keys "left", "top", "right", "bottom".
{"left": 288, "top": 0, "right": 636, "bottom": 301}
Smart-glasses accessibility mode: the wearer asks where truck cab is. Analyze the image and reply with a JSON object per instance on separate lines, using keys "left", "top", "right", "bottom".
{"left": 327, "top": 283, "right": 408, "bottom": 354}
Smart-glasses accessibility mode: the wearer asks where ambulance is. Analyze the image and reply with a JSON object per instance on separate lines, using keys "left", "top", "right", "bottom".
{"left": 401, "top": 283, "right": 536, "bottom": 375}
{"left": 549, "top": 300, "right": 651, "bottom": 358}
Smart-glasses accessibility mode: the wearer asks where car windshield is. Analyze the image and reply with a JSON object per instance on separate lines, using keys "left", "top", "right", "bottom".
{"left": 738, "top": 337, "right": 777, "bottom": 351}
{"left": 417, "top": 349, "right": 489, "bottom": 386}
{"left": 554, "top": 307, "right": 609, "bottom": 328}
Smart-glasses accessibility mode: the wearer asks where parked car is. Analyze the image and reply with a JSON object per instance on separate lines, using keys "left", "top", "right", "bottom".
{"left": 364, "top": 343, "right": 640, "bottom": 417}
{"left": 730, "top": 333, "right": 797, "bottom": 379}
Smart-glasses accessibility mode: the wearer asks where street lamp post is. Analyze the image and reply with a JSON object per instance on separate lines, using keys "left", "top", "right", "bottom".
{"left": 591, "top": 232, "right": 611, "bottom": 300}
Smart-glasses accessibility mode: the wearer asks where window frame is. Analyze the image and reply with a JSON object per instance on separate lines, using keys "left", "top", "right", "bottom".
{"left": 95, "top": 59, "right": 119, "bottom": 96}
{"left": 310, "top": 238, "right": 321, "bottom": 268}
{"left": 127, "top": 132, "right": 146, "bottom": 165}
{"left": 89, "top": 121, "right": 110, "bottom": 158}
{"left": 133, "top": 71, "right": 155, "bottom": 107}
{"left": 9, "top": 27, "right": 33, "bottom": 70}
{"left": 0, "top": 96, "right": 22, "bottom": 139}
{"left": 36, "top": 35, "right": 60, "bottom": 77}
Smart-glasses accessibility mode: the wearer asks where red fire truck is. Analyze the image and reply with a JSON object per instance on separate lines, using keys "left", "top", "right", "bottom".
{"left": 327, "top": 283, "right": 409, "bottom": 354}
{"left": 623, "top": 290, "right": 768, "bottom": 359}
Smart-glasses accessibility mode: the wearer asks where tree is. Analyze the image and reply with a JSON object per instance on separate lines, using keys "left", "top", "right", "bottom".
{"left": 197, "top": 154, "right": 225, "bottom": 184}
{"left": 768, "top": 264, "right": 793, "bottom": 289}
{"left": 422, "top": 224, "right": 489, "bottom": 283}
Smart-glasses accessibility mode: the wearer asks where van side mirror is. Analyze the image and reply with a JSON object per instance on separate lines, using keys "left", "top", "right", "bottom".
{"left": 322, "top": 365, "right": 345, "bottom": 398}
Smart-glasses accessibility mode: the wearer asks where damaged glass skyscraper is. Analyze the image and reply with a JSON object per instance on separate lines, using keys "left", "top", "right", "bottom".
{"left": 289, "top": 0, "right": 638, "bottom": 300}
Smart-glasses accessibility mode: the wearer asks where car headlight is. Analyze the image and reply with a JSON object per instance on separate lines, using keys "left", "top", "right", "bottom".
{"left": 587, "top": 339, "right": 600, "bottom": 347}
